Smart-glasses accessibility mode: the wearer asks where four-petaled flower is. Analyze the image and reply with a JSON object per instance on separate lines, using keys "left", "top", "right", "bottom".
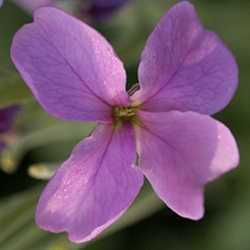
{"left": 11, "top": 2, "right": 239, "bottom": 243}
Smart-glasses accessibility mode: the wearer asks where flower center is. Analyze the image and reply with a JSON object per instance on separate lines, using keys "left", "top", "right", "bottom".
{"left": 112, "top": 106, "right": 139, "bottom": 125}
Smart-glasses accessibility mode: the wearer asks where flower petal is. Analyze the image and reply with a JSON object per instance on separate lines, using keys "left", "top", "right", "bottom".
{"left": 136, "top": 111, "right": 239, "bottom": 219}
{"left": 132, "top": 1, "right": 238, "bottom": 115}
{"left": 11, "top": 7, "right": 128, "bottom": 122}
{"left": 36, "top": 124, "right": 143, "bottom": 243}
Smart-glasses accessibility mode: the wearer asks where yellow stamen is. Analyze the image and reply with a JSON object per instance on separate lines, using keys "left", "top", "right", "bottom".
{"left": 112, "top": 106, "right": 140, "bottom": 126}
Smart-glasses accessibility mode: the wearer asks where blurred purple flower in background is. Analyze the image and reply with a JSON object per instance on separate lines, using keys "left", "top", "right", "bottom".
{"left": 0, "top": 105, "right": 20, "bottom": 152}
{"left": 11, "top": 1, "right": 239, "bottom": 243}
{"left": 13, "top": 0, "right": 129, "bottom": 19}
{"left": 85, "top": 0, "right": 129, "bottom": 19}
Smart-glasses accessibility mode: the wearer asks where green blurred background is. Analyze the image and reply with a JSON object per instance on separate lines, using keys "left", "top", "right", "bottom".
{"left": 0, "top": 0, "right": 250, "bottom": 249}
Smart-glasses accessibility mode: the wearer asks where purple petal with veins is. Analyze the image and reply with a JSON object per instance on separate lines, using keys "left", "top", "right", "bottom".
{"left": 135, "top": 111, "right": 239, "bottom": 219}
{"left": 36, "top": 124, "right": 143, "bottom": 242}
{"left": 11, "top": 1, "right": 239, "bottom": 243}
{"left": 132, "top": 2, "right": 238, "bottom": 115}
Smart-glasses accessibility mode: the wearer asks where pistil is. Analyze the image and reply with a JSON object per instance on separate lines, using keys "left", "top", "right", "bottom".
{"left": 112, "top": 106, "right": 139, "bottom": 126}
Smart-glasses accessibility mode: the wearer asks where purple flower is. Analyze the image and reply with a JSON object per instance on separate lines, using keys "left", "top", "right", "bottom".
{"left": 85, "top": 0, "right": 129, "bottom": 19}
{"left": 0, "top": 105, "right": 20, "bottom": 151}
{"left": 11, "top": 2, "right": 239, "bottom": 243}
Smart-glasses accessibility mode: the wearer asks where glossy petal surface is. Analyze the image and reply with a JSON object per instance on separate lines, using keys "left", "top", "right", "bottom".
{"left": 133, "top": 1, "right": 238, "bottom": 115}
{"left": 36, "top": 124, "right": 143, "bottom": 242}
{"left": 136, "top": 111, "right": 239, "bottom": 219}
{"left": 11, "top": 7, "right": 128, "bottom": 122}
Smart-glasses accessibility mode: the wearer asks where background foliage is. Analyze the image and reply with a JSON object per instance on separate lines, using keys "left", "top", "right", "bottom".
{"left": 0, "top": 0, "right": 250, "bottom": 249}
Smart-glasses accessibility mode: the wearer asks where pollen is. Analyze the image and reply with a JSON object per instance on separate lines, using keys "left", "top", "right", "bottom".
{"left": 112, "top": 106, "right": 139, "bottom": 125}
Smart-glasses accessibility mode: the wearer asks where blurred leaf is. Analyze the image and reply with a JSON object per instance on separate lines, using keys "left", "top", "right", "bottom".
{"left": 83, "top": 184, "right": 163, "bottom": 249}
{"left": 0, "top": 1, "right": 30, "bottom": 67}
{"left": 0, "top": 184, "right": 163, "bottom": 250}
{"left": 0, "top": 1, "right": 32, "bottom": 108}
{"left": 16, "top": 122, "right": 95, "bottom": 150}
{"left": 0, "top": 71, "right": 31, "bottom": 108}
{"left": 0, "top": 187, "right": 78, "bottom": 250}
{"left": 105, "top": 187, "right": 163, "bottom": 236}
{"left": 96, "top": 0, "right": 175, "bottom": 66}
{"left": 0, "top": 122, "right": 95, "bottom": 173}
{"left": 202, "top": 191, "right": 250, "bottom": 250}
